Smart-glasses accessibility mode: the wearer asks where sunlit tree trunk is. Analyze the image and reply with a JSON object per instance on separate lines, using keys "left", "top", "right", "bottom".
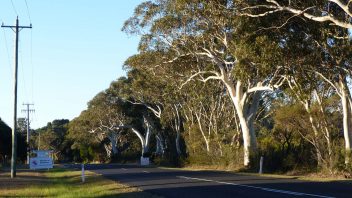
{"left": 340, "top": 78, "right": 352, "bottom": 165}
{"left": 107, "top": 133, "right": 118, "bottom": 156}
{"left": 314, "top": 90, "right": 333, "bottom": 167}
{"left": 155, "top": 134, "right": 165, "bottom": 155}
{"left": 131, "top": 128, "right": 148, "bottom": 156}
{"left": 104, "top": 144, "right": 112, "bottom": 159}
{"left": 195, "top": 112, "right": 210, "bottom": 153}
{"left": 226, "top": 80, "right": 260, "bottom": 166}
{"left": 172, "top": 104, "right": 182, "bottom": 156}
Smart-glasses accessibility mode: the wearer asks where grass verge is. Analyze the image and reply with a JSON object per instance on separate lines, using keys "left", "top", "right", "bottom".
{"left": 0, "top": 168, "right": 161, "bottom": 198}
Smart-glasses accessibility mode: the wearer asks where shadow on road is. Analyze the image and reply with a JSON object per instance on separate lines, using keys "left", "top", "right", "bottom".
{"left": 77, "top": 163, "right": 352, "bottom": 198}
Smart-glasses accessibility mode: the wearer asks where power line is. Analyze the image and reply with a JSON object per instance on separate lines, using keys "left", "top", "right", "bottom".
{"left": 19, "top": 45, "right": 29, "bottom": 101}
{"left": 30, "top": 29, "right": 34, "bottom": 103}
{"left": 23, "top": 0, "right": 35, "bottom": 103}
{"left": 24, "top": 0, "right": 32, "bottom": 23}
{"left": 2, "top": 27, "right": 13, "bottom": 73}
{"left": 10, "top": 0, "right": 18, "bottom": 16}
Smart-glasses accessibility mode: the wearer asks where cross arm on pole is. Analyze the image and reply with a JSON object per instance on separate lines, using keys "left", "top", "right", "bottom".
{"left": 2, "top": 23, "right": 32, "bottom": 31}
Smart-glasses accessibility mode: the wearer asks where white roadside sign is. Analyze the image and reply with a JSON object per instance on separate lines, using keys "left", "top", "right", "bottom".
{"left": 29, "top": 150, "right": 53, "bottom": 170}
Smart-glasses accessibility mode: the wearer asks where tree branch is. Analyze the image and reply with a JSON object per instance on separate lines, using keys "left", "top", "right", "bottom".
{"left": 241, "top": 0, "right": 352, "bottom": 29}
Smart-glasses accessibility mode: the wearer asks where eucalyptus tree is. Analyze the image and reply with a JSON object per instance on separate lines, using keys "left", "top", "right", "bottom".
{"left": 67, "top": 112, "right": 102, "bottom": 161}
{"left": 179, "top": 79, "right": 238, "bottom": 156}
{"left": 284, "top": 75, "right": 335, "bottom": 168}
{"left": 124, "top": 0, "right": 286, "bottom": 166}
{"left": 107, "top": 78, "right": 168, "bottom": 157}
{"left": 85, "top": 92, "right": 130, "bottom": 158}
{"left": 125, "top": 57, "right": 207, "bottom": 157}
{"left": 270, "top": 18, "right": 336, "bottom": 167}
{"left": 241, "top": 0, "right": 352, "bottom": 166}
{"left": 278, "top": 15, "right": 352, "bottom": 165}
{"left": 241, "top": 0, "right": 352, "bottom": 29}
{"left": 34, "top": 119, "right": 70, "bottom": 161}
{"left": 122, "top": 56, "right": 196, "bottom": 156}
{"left": 109, "top": 71, "right": 167, "bottom": 155}
{"left": 314, "top": 32, "right": 352, "bottom": 165}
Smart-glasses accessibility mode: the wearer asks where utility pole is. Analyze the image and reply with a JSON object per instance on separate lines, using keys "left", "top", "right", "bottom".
{"left": 22, "top": 103, "right": 34, "bottom": 165}
{"left": 2, "top": 17, "right": 32, "bottom": 178}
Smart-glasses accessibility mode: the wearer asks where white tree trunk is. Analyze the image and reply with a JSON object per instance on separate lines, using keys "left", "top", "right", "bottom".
{"left": 316, "top": 73, "right": 352, "bottom": 165}
{"left": 304, "top": 102, "right": 323, "bottom": 167}
{"left": 341, "top": 79, "right": 352, "bottom": 164}
{"left": 110, "top": 139, "right": 118, "bottom": 155}
{"left": 176, "top": 132, "right": 181, "bottom": 155}
{"left": 131, "top": 128, "right": 147, "bottom": 156}
{"left": 195, "top": 113, "right": 210, "bottom": 153}
{"left": 143, "top": 117, "right": 152, "bottom": 154}
{"left": 225, "top": 80, "right": 258, "bottom": 166}
{"left": 314, "top": 90, "right": 333, "bottom": 167}
{"left": 107, "top": 133, "right": 118, "bottom": 155}
{"left": 174, "top": 104, "right": 182, "bottom": 156}
{"left": 155, "top": 134, "right": 165, "bottom": 155}
{"left": 349, "top": 97, "right": 352, "bottom": 164}
{"left": 104, "top": 144, "right": 112, "bottom": 158}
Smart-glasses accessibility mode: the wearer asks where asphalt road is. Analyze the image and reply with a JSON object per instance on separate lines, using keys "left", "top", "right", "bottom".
{"left": 66, "top": 164, "right": 352, "bottom": 198}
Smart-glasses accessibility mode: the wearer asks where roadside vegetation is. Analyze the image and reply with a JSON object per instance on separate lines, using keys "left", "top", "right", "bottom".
{"left": 1, "top": 0, "right": 351, "bottom": 178}
{"left": 0, "top": 168, "right": 160, "bottom": 198}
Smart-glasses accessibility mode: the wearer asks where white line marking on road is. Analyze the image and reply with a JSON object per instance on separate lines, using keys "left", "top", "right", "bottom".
{"left": 121, "top": 168, "right": 127, "bottom": 171}
{"left": 177, "top": 176, "right": 335, "bottom": 198}
{"left": 143, "top": 171, "right": 150, "bottom": 173}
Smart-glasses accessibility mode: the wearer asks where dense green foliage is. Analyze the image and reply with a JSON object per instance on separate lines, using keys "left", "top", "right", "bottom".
{"left": 25, "top": 0, "right": 352, "bottom": 175}
{"left": 31, "top": 119, "right": 73, "bottom": 162}
{"left": 0, "top": 118, "right": 27, "bottom": 164}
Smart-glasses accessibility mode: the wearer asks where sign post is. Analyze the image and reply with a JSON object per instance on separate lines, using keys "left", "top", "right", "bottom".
{"left": 259, "top": 156, "right": 264, "bottom": 174}
{"left": 81, "top": 163, "right": 85, "bottom": 183}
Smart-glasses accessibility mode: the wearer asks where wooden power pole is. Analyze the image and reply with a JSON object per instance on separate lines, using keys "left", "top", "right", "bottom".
{"left": 22, "top": 103, "right": 34, "bottom": 165}
{"left": 2, "top": 17, "right": 32, "bottom": 178}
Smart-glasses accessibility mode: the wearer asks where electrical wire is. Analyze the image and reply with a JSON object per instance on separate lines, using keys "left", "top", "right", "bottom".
{"left": 30, "top": 29, "right": 34, "bottom": 103}
{"left": 2, "top": 27, "right": 13, "bottom": 73}
{"left": 19, "top": 40, "right": 29, "bottom": 103}
{"left": 10, "top": 0, "right": 18, "bottom": 16}
{"left": 24, "top": 0, "right": 36, "bottom": 120}
{"left": 24, "top": 0, "right": 32, "bottom": 23}
{"left": 23, "top": 0, "right": 35, "bottom": 104}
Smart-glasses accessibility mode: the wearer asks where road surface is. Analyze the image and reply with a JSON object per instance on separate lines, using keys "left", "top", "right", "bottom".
{"left": 66, "top": 164, "right": 352, "bottom": 198}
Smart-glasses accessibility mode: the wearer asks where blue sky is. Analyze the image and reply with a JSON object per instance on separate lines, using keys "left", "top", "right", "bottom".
{"left": 0, "top": 0, "right": 142, "bottom": 129}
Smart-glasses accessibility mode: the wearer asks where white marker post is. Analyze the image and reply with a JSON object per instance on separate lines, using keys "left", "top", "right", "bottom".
{"left": 81, "top": 163, "right": 85, "bottom": 183}
{"left": 259, "top": 156, "right": 264, "bottom": 174}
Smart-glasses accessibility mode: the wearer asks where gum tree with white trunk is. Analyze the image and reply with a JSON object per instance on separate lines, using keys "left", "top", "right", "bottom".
{"left": 242, "top": 0, "right": 352, "bottom": 166}
{"left": 123, "top": 0, "right": 286, "bottom": 166}
{"left": 85, "top": 92, "right": 129, "bottom": 158}
{"left": 240, "top": 0, "right": 352, "bottom": 29}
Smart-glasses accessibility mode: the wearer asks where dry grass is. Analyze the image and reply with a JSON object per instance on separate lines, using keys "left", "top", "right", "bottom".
{"left": 0, "top": 168, "right": 162, "bottom": 198}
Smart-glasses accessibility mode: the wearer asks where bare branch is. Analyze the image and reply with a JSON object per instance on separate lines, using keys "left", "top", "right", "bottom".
{"left": 315, "top": 71, "right": 343, "bottom": 98}
{"left": 329, "top": 0, "right": 352, "bottom": 17}
{"left": 247, "top": 86, "right": 273, "bottom": 93}
{"left": 179, "top": 71, "right": 221, "bottom": 89}
{"left": 241, "top": 0, "right": 352, "bottom": 29}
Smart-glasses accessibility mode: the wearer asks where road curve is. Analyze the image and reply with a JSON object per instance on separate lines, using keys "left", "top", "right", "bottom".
{"left": 66, "top": 164, "right": 352, "bottom": 198}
